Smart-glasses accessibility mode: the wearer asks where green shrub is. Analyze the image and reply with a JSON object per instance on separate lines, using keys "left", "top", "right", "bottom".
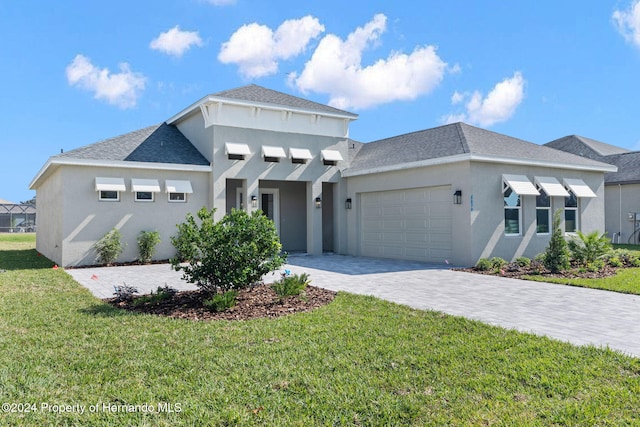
{"left": 490, "top": 257, "right": 507, "bottom": 270}
{"left": 170, "top": 208, "right": 286, "bottom": 295}
{"left": 606, "top": 256, "right": 623, "bottom": 268}
{"left": 137, "top": 230, "right": 161, "bottom": 264}
{"left": 113, "top": 283, "right": 138, "bottom": 302}
{"left": 568, "top": 230, "right": 611, "bottom": 267}
{"left": 542, "top": 210, "right": 570, "bottom": 273}
{"left": 474, "top": 258, "right": 492, "bottom": 271}
{"left": 94, "top": 228, "right": 125, "bottom": 266}
{"left": 132, "top": 285, "right": 177, "bottom": 306}
{"left": 271, "top": 272, "right": 310, "bottom": 299}
{"left": 515, "top": 257, "right": 531, "bottom": 268}
{"left": 605, "top": 249, "right": 640, "bottom": 268}
{"left": 204, "top": 290, "right": 238, "bottom": 312}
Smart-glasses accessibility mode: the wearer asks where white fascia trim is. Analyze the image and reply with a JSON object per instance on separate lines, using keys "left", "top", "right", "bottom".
{"left": 29, "top": 158, "right": 211, "bottom": 190}
{"left": 167, "top": 95, "right": 359, "bottom": 125}
{"left": 342, "top": 154, "right": 471, "bottom": 177}
{"left": 469, "top": 154, "right": 618, "bottom": 173}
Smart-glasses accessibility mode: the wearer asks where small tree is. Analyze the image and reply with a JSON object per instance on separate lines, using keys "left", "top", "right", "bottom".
{"left": 94, "top": 228, "right": 125, "bottom": 266}
{"left": 137, "top": 230, "right": 161, "bottom": 264}
{"left": 170, "top": 208, "right": 286, "bottom": 295}
{"left": 568, "top": 230, "right": 611, "bottom": 267}
{"left": 542, "top": 209, "right": 570, "bottom": 273}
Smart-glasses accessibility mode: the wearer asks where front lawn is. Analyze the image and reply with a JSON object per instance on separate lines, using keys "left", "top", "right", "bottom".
{"left": 1, "top": 235, "right": 640, "bottom": 425}
{"left": 524, "top": 267, "right": 640, "bottom": 295}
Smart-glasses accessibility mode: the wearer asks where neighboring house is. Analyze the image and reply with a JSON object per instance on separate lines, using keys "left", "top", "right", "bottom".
{"left": 30, "top": 85, "right": 616, "bottom": 267}
{"left": 546, "top": 135, "right": 640, "bottom": 244}
{"left": 0, "top": 198, "right": 36, "bottom": 232}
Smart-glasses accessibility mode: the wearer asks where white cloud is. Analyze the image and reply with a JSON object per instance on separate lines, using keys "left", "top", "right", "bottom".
{"left": 65, "top": 54, "right": 146, "bottom": 109}
{"left": 443, "top": 72, "right": 525, "bottom": 127}
{"left": 290, "top": 14, "right": 447, "bottom": 110}
{"left": 613, "top": 0, "right": 640, "bottom": 47}
{"left": 218, "top": 16, "right": 325, "bottom": 78}
{"left": 150, "top": 26, "right": 203, "bottom": 57}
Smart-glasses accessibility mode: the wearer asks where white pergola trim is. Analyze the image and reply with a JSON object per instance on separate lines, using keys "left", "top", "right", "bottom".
{"left": 534, "top": 176, "right": 570, "bottom": 197}
{"left": 564, "top": 178, "right": 597, "bottom": 198}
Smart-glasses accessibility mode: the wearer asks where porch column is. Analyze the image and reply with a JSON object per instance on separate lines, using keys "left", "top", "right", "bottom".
{"left": 306, "top": 180, "right": 323, "bottom": 255}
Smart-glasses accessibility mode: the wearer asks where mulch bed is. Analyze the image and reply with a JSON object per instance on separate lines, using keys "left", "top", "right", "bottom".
{"left": 454, "top": 264, "right": 619, "bottom": 280}
{"left": 104, "top": 283, "right": 336, "bottom": 321}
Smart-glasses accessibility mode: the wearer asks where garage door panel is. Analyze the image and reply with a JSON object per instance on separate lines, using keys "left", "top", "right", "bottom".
{"left": 360, "top": 186, "right": 452, "bottom": 263}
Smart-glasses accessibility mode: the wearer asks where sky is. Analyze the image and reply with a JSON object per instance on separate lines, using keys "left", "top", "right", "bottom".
{"left": 2, "top": 0, "right": 640, "bottom": 204}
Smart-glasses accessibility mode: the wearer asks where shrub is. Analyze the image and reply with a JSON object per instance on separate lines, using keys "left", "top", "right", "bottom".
{"left": 271, "top": 272, "right": 310, "bottom": 299}
{"left": 204, "top": 290, "right": 238, "bottom": 312}
{"left": 132, "top": 285, "right": 177, "bottom": 306}
{"left": 95, "top": 228, "right": 125, "bottom": 266}
{"left": 113, "top": 283, "right": 138, "bottom": 302}
{"left": 137, "top": 230, "right": 161, "bottom": 264}
{"left": 490, "top": 257, "right": 507, "bottom": 270}
{"left": 542, "top": 210, "right": 570, "bottom": 273}
{"left": 605, "top": 249, "right": 640, "bottom": 268}
{"left": 170, "top": 208, "right": 286, "bottom": 295}
{"left": 515, "top": 257, "right": 531, "bottom": 268}
{"left": 475, "top": 258, "right": 492, "bottom": 271}
{"left": 171, "top": 222, "right": 199, "bottom": 263}
{"left": 568, "top": 230, "right": 611, "bottom": 267}
{"left": 606, "top": 256, "right": 623, "bottom": 268}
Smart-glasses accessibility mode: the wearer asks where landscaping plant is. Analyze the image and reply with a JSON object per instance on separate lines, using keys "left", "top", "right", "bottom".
{"left": 170, "top": 207, "right": 286, "bottom": 295}
{"left": 542, "top": 209, "right": 571, "bottom": 273}
{"left": 204, "top": 290, "right": 238, "bottom": 312}
{"left": 94, "top": 228, "right": 125, "bottom": 266}
{"left": 137, "top": 230, "right": 161, "bottom": 264}
{"left": 271, "top": 272, "right": 310, "bottom": 299}
{"left": 568, "top": 230, "right": 612, "bottom": 267}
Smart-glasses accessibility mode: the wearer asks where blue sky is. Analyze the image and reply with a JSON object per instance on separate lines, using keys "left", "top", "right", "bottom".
{"left": 2, "top": 0, "right": 640, "bottom": 203}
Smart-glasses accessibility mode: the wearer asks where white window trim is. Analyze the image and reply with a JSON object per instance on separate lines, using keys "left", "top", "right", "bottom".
{"left": 504, "top": 189, "right": 522, "bottom": 237}
{"left": 564, "top": 191, "right": 580, "bottom": 234}
{"left": 135, "top": 191, "right": 155, "bottom": 202}
{"left": 168, "top": 192, "right": 187, "bottom": 203}
{"left": 535, "top": 185, "right": 551, "bottom": 235}
{"left": 99, "top": 190, "right": 120, "bottom": 202}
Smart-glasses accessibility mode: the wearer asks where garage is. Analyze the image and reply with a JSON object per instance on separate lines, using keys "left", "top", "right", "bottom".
{"left": 360, "top": 186, "right": 452, "bottom": 262}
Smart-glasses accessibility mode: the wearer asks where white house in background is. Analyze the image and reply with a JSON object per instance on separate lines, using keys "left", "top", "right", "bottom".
{"left": 30, "top": 85, "right": 616, "bottom": 267}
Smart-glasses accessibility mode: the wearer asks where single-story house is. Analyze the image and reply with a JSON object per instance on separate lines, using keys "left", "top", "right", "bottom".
{"left": 545, "top": 135, "right": 640, "bottom": 244}
{"left": 30, "top": 84, "right": 616, "bottom": 267}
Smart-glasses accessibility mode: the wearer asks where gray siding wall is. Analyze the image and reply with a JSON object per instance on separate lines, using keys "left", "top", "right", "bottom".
{"left": 35, "top": 168, "right": 64, "bottom": 264}
{"left": 57, "top": 165, "right": 210, "bottom": 266}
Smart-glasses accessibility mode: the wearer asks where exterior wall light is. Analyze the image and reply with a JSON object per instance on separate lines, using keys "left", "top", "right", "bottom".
{"left": 251, "top": 195, "right": 258, "bottom": 208}
{"left": 345, "top": 198, "right": 352, "bottom": 209}
{"left": 315, "top": 197, "right": 322, "bottom": 209}
{"left": 453, "top": 190, "right": 462, "bottom": 205}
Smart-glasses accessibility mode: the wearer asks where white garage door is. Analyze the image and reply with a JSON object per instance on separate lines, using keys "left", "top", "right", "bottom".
{"left": 360, "top": 186, "right": 452, "bottom": 262}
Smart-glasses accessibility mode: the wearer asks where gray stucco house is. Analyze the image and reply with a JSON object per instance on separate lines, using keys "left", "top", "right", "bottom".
{"left": 546, "top": 135, "right": 640, "bottom": 244}
{"left": 30, "top": 85, "right": 615, "bottom": 267}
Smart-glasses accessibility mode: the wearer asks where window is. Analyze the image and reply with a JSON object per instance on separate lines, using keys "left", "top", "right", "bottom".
{"left": 504, "top": 187, "right": 521, "bottom": 235}
{"left": 95, "top": 177, "right": 126, "bottom": 202}
{"left": 321, "top": 149, "right": 343, "bottom": 166}
{"left": 165, "top": 180, "right": 193, "bottom": 203}
{"left": 535, "top": 188, "right": 550, "bottom": 234}
{"left": 169, "top": 192, "right": 186, "bottom": 202}
{"left": 565, "top": 192, "right": 578, "bottom": 233}
{"left": 225, "top": 142, "right": 251, "bottom": 160}
{"left": 262, "top": 145, "right": 286, "bottom": 163}
{"left": 99, "top": 190, "right": 119, "bottom": 201}
{"left": 135, "top": 191, "right": 154, "bottom": 202}
{"left": 131, "top": 179, "right": 160, "bottom": 203}
{"left": 290, "top": 148, "right": 313, "bottom": 164}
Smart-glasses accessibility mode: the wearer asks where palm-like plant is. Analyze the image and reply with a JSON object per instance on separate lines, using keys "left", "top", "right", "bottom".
{"left": 568, "top": 230, "right": 612, "bottom": 266}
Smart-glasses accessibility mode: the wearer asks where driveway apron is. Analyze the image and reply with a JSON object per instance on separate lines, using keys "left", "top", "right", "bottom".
{"left": 68, "top": 254, "right": 640, "bottom": 358}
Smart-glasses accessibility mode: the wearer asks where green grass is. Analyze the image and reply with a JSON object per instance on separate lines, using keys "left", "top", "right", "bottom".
{"left": 525, "top": 268, "right": 640, "bottom": 295}
{"left": 2, "top": 234, "right": 640, "bottom": 425}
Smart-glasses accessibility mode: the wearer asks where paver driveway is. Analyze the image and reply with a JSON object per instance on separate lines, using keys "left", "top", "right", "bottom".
{"left": 67, "top": 254, "right": 640, "bottom": 358}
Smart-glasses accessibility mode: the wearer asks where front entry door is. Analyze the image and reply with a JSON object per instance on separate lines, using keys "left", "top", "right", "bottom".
{"left": 259, "top": 188, "right": 280, "bottom": 234}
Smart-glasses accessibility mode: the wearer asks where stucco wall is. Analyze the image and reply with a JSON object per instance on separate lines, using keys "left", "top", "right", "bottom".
{"left": 174, "top": 111, "right": 214, "bottom": 163}
{"left": 211, "top": 125, "right": 346, "bottom": 255}
{"left": 35, "top": 168, "right": 63, "bottom": 264}
{"left": 604, "top": 183, "right": 640, "bottom": 244}
{"left": 57, "top": 165, "right": 210, "bottom": 266}
{"left": 469, "top": 162, "right": 606, "bottom": 263}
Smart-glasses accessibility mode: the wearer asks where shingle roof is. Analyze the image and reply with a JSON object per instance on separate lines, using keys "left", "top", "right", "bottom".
{"left": 544, "top": 135, "right": 639, "bottom": 184}
{"left": 56, "top": 123, "right": 210, "bottom": 166}
{"left": 347, "top": 122, "right": 610, "bottom": 173}
{"left": 212, "top": 84, "right": 358, "bottom": 118}
{"left": 545, "top": 135, "right": 630, "bottom": 161}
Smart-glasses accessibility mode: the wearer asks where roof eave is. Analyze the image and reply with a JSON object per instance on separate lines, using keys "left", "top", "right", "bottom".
{"left": 342, "top": 153, "right": 617, "bottom": 178}
{"left": 29, "top": 157, "right": 212, "bottom": 190}
{"left": 166, "top": 95, "right": 359, "bottom": 125}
